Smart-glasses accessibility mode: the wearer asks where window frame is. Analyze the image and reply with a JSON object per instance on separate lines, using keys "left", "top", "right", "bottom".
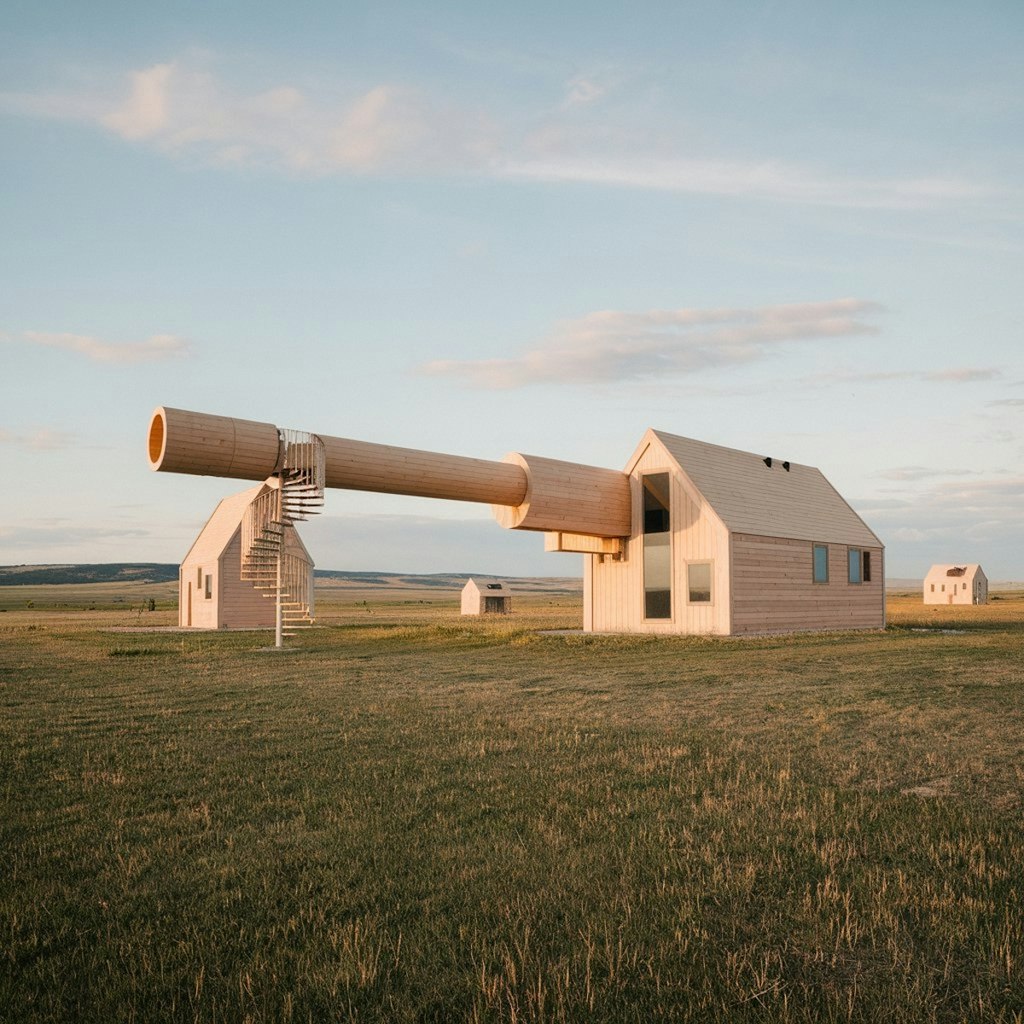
{"left": 848, "top": 548, "right": 863, "bottom": 584}
{"left": 812, "top": 543, "right": 829, "bottom": 584}
{"left": 686, "top": 560, "right": 714, "bottom": 605}
{"left": 641, "top": 471, "right": 673, "bottom": 622}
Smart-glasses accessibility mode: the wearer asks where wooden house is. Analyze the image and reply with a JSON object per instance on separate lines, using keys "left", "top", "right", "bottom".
{"left": 923, "top": 564, "right": 987, "bottom": 605}
{"left": 461, "top": 578, "right": 513, "bottom": 616}
{"left": 550, "top": 430, "right": 885, "bottom": 635}
{"left": 150, "top": 407, "right": 885, "bottom": 637}
{"left": 179, "top": 480, "right": 314, "bottom": 629}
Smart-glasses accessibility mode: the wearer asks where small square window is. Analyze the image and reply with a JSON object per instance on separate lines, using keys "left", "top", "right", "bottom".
{"left": 687, "top": 562, "right": 712, "bottom": 603}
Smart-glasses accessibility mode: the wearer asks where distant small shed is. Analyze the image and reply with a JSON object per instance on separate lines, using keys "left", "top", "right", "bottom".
{"left": 923, "top": 564, "right": 988, "bottom": 605}
{"left": 461, "top": 579, "right": 512, "bottom": 616}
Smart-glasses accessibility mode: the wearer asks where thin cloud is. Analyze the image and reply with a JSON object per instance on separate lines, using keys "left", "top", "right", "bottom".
{"left": 420, "top": 298, "right": 882, "bottom": 390}
{"left": 3, "top": 61, "right": 496, "bottom": 176}
{"left": 0, "top": 57, "right": 994, "bottom": 210}
{"left": 988, "top": 397, "right": 1024, "bottom": 407}
{"left": 877, "top": 466, "right": 983, "bottom": 482}
{"left": 801, "top": 366, "right": 1000, "bottom": 388}
{"left": 0, "top": 427, "right": 75, "bottom": 451}
{"left": 18, "top": 331, "right": 190, "bottom": 364}
{"left": 497, "top": 157, "right": 988, "bottom": 210}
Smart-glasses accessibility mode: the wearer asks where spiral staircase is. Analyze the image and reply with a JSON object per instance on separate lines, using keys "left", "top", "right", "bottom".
{"left": 240, "top": 430, "right": 325, "bottom": 644}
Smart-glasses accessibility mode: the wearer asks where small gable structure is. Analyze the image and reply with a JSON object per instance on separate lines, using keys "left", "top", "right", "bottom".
{"left": 578, "top": 430, "right": 885, "bottom": 635}
{"left": 923, "top": 564, "right": 987, "bottom": 605}
{"left": 179, "top": 480, "right": 314, "bottom": 629}
{"left": 461, "top": 578, "right": 512, "bottom": 616}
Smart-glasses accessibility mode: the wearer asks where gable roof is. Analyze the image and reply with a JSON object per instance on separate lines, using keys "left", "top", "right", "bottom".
{"left": 182, "top": 481, "right": 316, "bottom": 566}
{"left": 632, "top": 430, "right": 882, "bottom": 548}
{"left": 924, "top": 563, "right": 985, "bottom": 583}
{"left": 462, "top": 578, "right": 512, "bottom": 596}
{"left": 180, "top": 481, "right": 315, "bottom": 568}
{"left": 181, "top": 482, "right": 269, "bottom": 564}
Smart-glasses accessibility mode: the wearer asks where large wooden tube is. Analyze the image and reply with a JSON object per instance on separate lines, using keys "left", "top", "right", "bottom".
{"left": 148, "top": 406, "right": 631, "bottom": 537}
{"left": 149, "top": 406, "right": 528, "bottom": 505}
{"left": 492, "top": 453, "right": 632, "bottom": 537}
{"left": 148, "top": 407, "right": 282, "bottom": 481}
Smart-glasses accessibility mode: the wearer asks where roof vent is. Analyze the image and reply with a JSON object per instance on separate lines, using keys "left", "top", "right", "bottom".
{"left": 763, "top": 457, "right": 772, "bottom": 468}
{"left": 782, "top": 461, "right": 790, "bottom": 472}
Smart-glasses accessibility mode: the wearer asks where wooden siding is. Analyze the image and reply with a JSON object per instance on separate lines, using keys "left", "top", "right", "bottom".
{"left": 494, "top": 453, "right": 631, "bottom": 537}
{"left": 730, "top": 534, "right": 884, "bottom": 634}
{"left": 586, "top": 438, "right": 731, "bottom": 635}
{"left": 217, "top": 530, "right": 276, "bottom": 628}
{"left": 179, "top": 481, "right": 314, "bottom": 629}
{"left": 150, "top": 407, "right": 281, "bottom": 481}
{"left": 151, "top": 406, "right": 632, "bottom": 534}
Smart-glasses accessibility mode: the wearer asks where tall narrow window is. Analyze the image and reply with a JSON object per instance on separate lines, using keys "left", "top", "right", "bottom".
{"left": 204, "top": 574, "right": 212, "bottom": 599}
{"left": 642, "top": 473, "right": 671, "bottom": 619}
{"left": 862, "top": 551, "right": 872, "bottom": 583}
{"left": 687, "top": 562, "right": 712, "bottom": 603}
{"left": 848, "top": 548, "right": 862, "bottom": 584}
{"left": 813, "top": 544, "right": 829, "bottom": 583}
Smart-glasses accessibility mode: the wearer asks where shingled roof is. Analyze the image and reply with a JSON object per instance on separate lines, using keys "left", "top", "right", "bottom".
{"left": 628, "top": 429, "right": 882, "bottom": 548}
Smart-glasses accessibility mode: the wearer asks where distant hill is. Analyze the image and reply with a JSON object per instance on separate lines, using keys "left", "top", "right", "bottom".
{"left": 0, "top": 564, "right": 582, "bottom": 593}
{"left": 0, "top": 563, "right": 180, "bottom": 585}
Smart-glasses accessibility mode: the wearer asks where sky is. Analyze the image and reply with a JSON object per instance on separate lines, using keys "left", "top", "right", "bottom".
{"left": 1, "top": 0, "right": 1022, "bottom": 580}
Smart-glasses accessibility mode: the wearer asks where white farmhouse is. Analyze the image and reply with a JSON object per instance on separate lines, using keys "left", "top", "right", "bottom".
{"left": 923, "top": 564, "right": 988, "bottom": 605}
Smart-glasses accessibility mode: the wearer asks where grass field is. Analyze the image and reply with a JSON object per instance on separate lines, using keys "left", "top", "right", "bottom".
{"left": 2, "top": 590, "right": 1022, "bottom": 1022}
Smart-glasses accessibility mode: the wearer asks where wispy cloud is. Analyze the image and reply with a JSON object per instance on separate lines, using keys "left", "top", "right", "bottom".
{"left": 988, "top": 397, "right": 1024, "bottom": 407}
{"left": 0, "top": 427, "right": 75, "bottom": 451}
{"left": 861, "top": 475, "right": 1024, "bottom": 552}
{"left": 801, "top": 366, "right": 1001, "bottom": 388}
{"left": 0, "top": 57, "right": 995, "bottom": 210}
{"left": 420, "top": 298, "right": 882, "bottom": 389}
{"left": 497, "top": 157, "right": 988, "bottom": 210}
{"left": 877, "top": 466, "right": 983, "bottom": 482}
{"left": 14, "top": 331, "right": 190, "bottom": 364}
{"left": 2, "top": 61, "right": 495, "bottom": 176}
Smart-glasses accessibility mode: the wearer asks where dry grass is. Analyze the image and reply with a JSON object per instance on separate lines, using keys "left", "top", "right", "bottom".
{"left": 1, "top": 589, "right": 1022, "bottom": 1022}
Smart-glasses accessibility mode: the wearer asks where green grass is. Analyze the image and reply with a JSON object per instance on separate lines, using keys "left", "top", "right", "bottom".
{"left": 1, "top": 595, "right": 1023, "bottom": 1022}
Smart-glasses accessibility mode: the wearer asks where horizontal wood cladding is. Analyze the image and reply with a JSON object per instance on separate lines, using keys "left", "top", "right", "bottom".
{"left": 730, "top": 533, "right": 884, "bottom": 634}
{"left": 493, "top": 454, "right": 631, "bottom": 537}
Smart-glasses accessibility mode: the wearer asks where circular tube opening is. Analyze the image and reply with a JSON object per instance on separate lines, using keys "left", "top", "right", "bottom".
{"left": 147, "top": 408, "right": 167, "bottom": 469}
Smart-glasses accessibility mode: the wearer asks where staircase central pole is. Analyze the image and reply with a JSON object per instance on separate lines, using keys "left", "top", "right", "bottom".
{"left": 275, "top": 545, "right": 283, "bottom": 648}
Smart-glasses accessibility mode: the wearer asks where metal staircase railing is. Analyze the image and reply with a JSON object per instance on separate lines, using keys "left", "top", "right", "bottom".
{"left": 240, "top": 429, "right": 325, "bottom": 644}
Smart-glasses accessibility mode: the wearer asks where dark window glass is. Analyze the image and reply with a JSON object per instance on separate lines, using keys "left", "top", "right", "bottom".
{"left": 642, "top": 474, "right": 671, "bottom": 619}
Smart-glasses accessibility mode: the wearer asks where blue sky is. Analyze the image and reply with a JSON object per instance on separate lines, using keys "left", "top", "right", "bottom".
{"left": 2, "top": 1, "right": 1022, "bottom": 579}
